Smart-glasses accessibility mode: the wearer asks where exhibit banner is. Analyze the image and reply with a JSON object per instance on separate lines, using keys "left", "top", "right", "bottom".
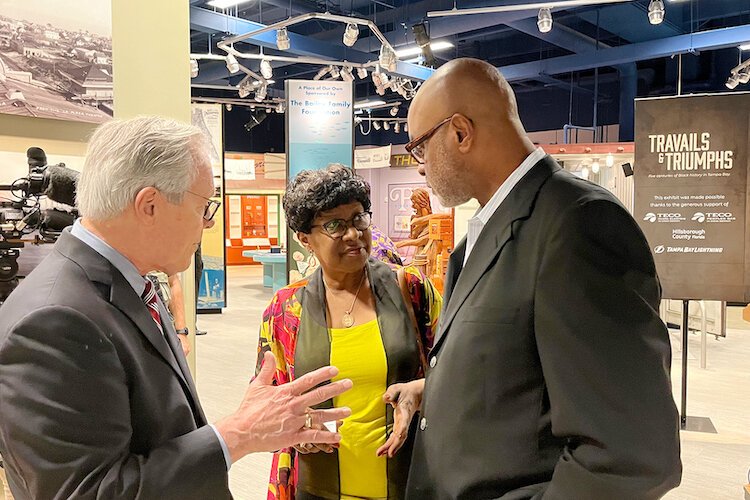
{"left": 0, "top": 0, "right": 113, "bottom": 123}
{"left": 285, "top": 79, "right": 353, "bottom": 283}
{"left": 192, "top": 103, "right": 226, "bottom": 309}
{"left": 634, "top": 93, "right": 750, "bottom": 301}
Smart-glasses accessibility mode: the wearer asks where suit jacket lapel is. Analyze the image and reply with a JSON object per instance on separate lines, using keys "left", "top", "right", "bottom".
{"left": 442, "top": 238, "right": 466, "bottom": 309}
{"left": 433, "top": 156, "right": 561, "bottom": 352}
{"left": 159, "top": 302, "right": 209, "bottom": 426}
{"left": 109, "top": 273, "right": 190, "bottom": 388}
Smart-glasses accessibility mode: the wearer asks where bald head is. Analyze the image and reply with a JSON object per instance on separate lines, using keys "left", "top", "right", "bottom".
{"left": 407, "top": 58, "right": 537, "bottom": 207}
{"left": 409, "top": 58, "right": 525, "bottom": 139}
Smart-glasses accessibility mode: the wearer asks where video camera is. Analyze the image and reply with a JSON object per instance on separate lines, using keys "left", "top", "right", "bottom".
{"left": 0, "top": 147, "right": 79, "bottom": 303}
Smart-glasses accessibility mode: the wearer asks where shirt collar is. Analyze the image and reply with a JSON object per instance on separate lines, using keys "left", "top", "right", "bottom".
{"left": 473, "top": 147, "right": 547, "bottom": 225}
{"left": 70, "top": 219, "right": 147, "bottom": 296}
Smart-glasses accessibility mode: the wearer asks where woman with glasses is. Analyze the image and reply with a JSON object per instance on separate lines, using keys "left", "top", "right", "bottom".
{"left": 256, "top": 164, "right": 442, "bottom": 500}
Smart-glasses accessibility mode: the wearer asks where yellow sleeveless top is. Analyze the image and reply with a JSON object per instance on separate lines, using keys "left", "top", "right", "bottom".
{"left": 330, "top": 319, "right": 389, "bottom": 499}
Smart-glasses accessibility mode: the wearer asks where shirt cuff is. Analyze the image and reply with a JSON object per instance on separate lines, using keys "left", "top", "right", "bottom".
{"left": 209, "top": 423, "right": 233, "bottom": 470}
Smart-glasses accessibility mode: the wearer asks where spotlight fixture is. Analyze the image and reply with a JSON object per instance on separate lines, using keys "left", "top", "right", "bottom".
{"left": 411, "top": 22, "right": 436, "bottom": 67}
{"left": 343, "top": 23, "right": 359, "bottom": 47}
{"left": 260, "top": 59, "right": 273, "bottom": 79}
{"left": 238, "top": 80, "right": 253, "bottom": 98}
{"left": 313, "top": 66, "right": 330, "bottom": 80}
{"left": 739, "top": 70, "right": 750, "bottom": 85}
{"left": 190, "top": 58, "right": 199, "bottom": 78}
{"left": 255, "top": 84, "right": 268, "bottom": 102}
{"left": 276, "top": 27, "right": 291, "bottom": 50}
{"left": 383, "top": 121, "right": 391, "bottom": 131}
{"left": 390, "top": 106, "right": 399, "bottom": 117}
{"left": 726, "top": 73, "right": 741, "bottom": 89}
{"left": 226, "top": 53, "right": 240, "bottom": 74}
{"left": 356, "top": 67, "right": 368, "bottom": 79}
{"left": 329, "top": 66, "right": 341, "bottom": 79}
{"left": 537, "top": 8, "right": 553, "bottom": 33}
{"left": 394, "top": 122, "right": 401, "bottom": 133}
{"left": 372, "top": 121, "right": 381, "bottom": 130}
{"left": 340, "top": 66, "right": 354, "bottom": 82}
{"left": 380, "top": 72, "right": 391, "bottom": 87}
{"left": 606, "top": 153, "right": 614, "bottom": 167}
{"left": 648, "top": 0, "right": 665, "bottom": 25}
{"left": 244, "top": 110, "right": 268, "bottom": 131}
{"left": 225, "top": 103, "right": 232, "bottom": 111}
{"left": 591, "top": 159, "right": 600, "bottom": 174}
{"left": 404, "top": 123, "right": 408, "bottom": 133}
{"left": 276, "top": 102, "right": 285, "bottom": 113}
{"left": 379, "top": 44, "right": 398, "bottom": 72}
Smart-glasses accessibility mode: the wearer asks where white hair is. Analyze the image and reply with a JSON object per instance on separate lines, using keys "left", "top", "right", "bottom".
{"left": 76, "top": 116, "right": 208, "bottom": 221}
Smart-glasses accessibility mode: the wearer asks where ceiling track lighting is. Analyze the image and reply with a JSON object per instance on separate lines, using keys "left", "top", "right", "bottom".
{"left": 255, "top": 84, "right": 268, "bottom": 102}
{"left": 383, "top": 121, "right": 391, "bottom": 131}
{"left": 190, "top": 58, "right": 199, "bottom": 78}
{"left": 648, "top": 0, "right": 665, "bottom": 25}
{"left": 372, "top": 121, "right": 381, "bottom": 131}
{"left": 343, "top": 23, "right": 359, "bottom": 47}
{"left": 216, "top": 12, "right": 410, "bottom": 94}
{"left": 390, "top": 105, "right": 399, "bottom": 117}
{"left": 329, "top": 66, "right": 341, "bottom": 79}
{"left": 394, "top": 122, "right": 401, "bottom": 133}
{"left": 537, "top": 8, "right": 553, "bottom": 34}
{"left": 276, "top": 27, "right": 290, "bottom": 50}
{"left": 427, "top": 0, "right": 633, "bottom": 18}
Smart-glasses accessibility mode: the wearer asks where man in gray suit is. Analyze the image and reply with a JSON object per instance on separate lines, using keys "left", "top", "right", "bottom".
{"left": 0, "top": 116, "right": 352, "bottom": 499}
{"left": 404, "top": 59, "right": 681, "bottom": 499}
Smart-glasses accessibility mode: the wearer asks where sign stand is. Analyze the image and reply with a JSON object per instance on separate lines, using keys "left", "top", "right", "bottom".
{"left": 679, "top": 299, "right": 718, "bottom": 433}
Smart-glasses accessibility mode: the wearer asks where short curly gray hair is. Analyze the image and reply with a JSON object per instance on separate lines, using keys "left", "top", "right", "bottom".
{"left": 283, "top": 164, "right": 371, "bottom": 233}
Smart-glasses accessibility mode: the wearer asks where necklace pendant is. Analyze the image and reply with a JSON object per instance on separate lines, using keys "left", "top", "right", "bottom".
{"left": 342, "top": 313, "right": 355, "bottom": 328}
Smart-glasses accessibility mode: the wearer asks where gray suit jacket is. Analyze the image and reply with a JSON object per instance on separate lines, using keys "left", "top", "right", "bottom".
{"left": 0, "top": 231, "right": 231, "bottom": 499}
{"left": 406, "top": 157, "right": 681, "bottom": 499}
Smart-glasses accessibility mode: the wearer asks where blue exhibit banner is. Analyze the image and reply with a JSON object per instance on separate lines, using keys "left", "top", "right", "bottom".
{"left": 285, "top": 80, "right": 354, "bottom": 283}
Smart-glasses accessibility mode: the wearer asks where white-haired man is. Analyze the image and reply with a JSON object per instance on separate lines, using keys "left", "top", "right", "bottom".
{"left": 0, "top": 116, "right": 352, "bottom": 499}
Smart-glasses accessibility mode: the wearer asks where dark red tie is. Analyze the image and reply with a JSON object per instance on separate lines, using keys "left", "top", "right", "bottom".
{"left": 142, "top": 279, "right": 164, "bottom": 334}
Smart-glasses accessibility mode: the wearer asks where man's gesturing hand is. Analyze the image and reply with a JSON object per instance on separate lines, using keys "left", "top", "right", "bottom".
{"left": 215, "top": 351, "right": 353, "bottom": 462}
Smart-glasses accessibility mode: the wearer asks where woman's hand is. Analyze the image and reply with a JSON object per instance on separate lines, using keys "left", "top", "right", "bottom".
{"left": 292, "top": 423, "right": 340, "bottom": 454}
{"left": 376, "top": 378, "right": 425, "bottom": 458}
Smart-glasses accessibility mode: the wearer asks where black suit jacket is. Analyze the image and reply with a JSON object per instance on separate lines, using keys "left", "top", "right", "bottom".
{"left": 406, "top": 157, "right": 681, "bottom": 499}
{"left": 0, "top": 230, "right": 231, "bottom": 499}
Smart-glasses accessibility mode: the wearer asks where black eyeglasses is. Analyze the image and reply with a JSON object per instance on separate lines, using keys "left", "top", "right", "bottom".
{"left": 405, "top": 116, "right": 453, "bottom": 164}
{"left": 311, "top": 211, "right": 372, "bottom": 239}
{"left": 186, "top": 190, "right": 221, "bottom": 222}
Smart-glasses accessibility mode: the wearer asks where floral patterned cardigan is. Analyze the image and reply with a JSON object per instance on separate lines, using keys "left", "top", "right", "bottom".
{"left": 255, "top": 258, "right": 442, "bottom": 500}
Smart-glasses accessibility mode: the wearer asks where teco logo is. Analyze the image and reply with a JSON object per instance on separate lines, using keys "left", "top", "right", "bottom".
{"left": 707, "top": 213, "right": 733, "bottom": 218}
{"left": 654, "top": 245, "right": 665, "bottom": 254}
{"left": 692, "top": 212, "right": 706, "bottom": 223}
{"left": 658, "top": 213, "right": 682, "bottom": 218}
{"left": 644, "top": 213, "right": 657, "bottom": 222}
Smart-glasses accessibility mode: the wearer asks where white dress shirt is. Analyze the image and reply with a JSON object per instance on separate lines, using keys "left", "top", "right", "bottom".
{"left": 464, "top": 148, "right": 547, "bottom": 265}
